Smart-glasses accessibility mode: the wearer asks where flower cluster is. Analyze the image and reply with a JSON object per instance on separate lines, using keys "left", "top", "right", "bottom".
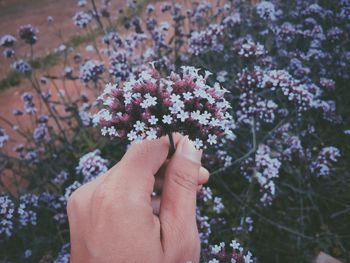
{"left": 73, "top": 11, "right": 92, "bottom": 28}
{"left": 76, "top": 149, "right": 109, "bottom": 183}
{"left": 18, "top": 24, "right": 38, "bottom": 45}
{"left": 310, "top": 147, "right": 341, "bottom": 177}
{"left": 188, "top": 24, "right": 224, "bottom": 55}
{"left": 208, "top": 240, "right": 254, "bottom": 263}
{"left": 22, "top": 92, "right": 36, "bottom": 114}
{"left": 108, "top": 51, "right": 131, "bottom": 81}
{"left": 0, "top": 194, "right": 15, "bottom": 238}
{"left": 241, "top": 144, "right": 281, "bottom": 205}
{"left": 3, "top": 48, "right": 15, "bottom": 58}
{"left": 235, "top": 39, "right": 266, "bottom": 60}
{"left": 11, "top": 59, "right": 32, "bottom": 74}
{"left": 18, "top": 194, "right": 39, "bottom": 227}
{"left": 256, "top": 1, "right": 277, "bottom": 21}
{"left": 0, "top": 34, "right": 16, "bottom": 47}
{"left": 94, "top": 66, "right": 234, "bottom": 149}
{"left": 0, "top": 128, "right": 9, "bottom": 148}
{"left": 80, "top": 60, "right": 104, "bottom": 83}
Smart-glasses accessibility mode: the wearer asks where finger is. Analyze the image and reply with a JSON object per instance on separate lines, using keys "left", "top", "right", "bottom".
{"left": 108, "top": 133, "right": 183, "bottom": 198}
{"left": 198, "top": 167, "right": 209, "bottom": 185}
{"left": 160, "top": 137, "right": 202, "bottom": 260}
{"left": 154, "top": 165, "right": 209, "bottom": 192}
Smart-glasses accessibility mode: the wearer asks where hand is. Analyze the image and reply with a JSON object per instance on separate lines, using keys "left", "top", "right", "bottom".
{"left": 67, "top": 134, "right": 209, "bottom": 262}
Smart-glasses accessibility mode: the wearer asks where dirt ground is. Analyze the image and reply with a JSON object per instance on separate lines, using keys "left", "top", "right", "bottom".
{"left": 0, "top": 0, "right": 78, "bottom": 77}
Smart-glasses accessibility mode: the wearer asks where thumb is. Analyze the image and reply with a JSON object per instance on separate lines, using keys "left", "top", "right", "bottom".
{"left": 160, "top": 136, "right": 202, "bottom": 260}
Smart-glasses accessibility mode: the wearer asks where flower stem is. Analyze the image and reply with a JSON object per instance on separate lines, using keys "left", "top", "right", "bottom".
{"left": 167, "top": 132, "right": 176, "bottom": 158}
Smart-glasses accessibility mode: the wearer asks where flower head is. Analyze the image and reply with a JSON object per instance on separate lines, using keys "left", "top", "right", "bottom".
{"left": 94, "top": 66, "right": 234, "bottom": 149}
{"left": 76, "top": 150, "right": 109, "bottom": 183}
{"left": 18, "top": 24, "right": 38, "bottom": 45}
{"left": 0, "top": 34, "right": 16, "bottom": 47}
{"left": 73, "top": 11, "right": 92, "bottom": 28}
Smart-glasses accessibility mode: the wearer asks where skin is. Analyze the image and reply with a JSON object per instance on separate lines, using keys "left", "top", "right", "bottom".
{"left": 67, "top": 134, "right": 209, "bottom": 263}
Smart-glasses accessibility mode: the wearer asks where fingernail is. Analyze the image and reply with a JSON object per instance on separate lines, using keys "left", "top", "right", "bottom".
{"left": 181, "top": 137, "right": 202, "bottom": 163}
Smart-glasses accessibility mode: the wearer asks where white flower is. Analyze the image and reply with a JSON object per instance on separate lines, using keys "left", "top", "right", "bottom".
{"left": 183, "top": 92, "right": 193, "bottom": 100}
{"left": 141, "top": 93, "right": 157, "bottom": 108}
{"left": 124, "top": 92, "right": 132, "bottom": 104}
{"left": 149, "top": 115, "right": 158, "bottom": 125}
{"left": 134, "top": 121, "right": 145, "bottom": 132}
{"left": 208, "top": 134, "right": 217, "bottom": 145}
{"left": 191, "top": 110, "right": 201, "bottom": 120}
{"left": 146, "top": 129, "right": 157, "bottom": 140}
{"left": 162, "top": 115, "right": 172, "bottom": 124}
{"left": 193, "top": 138, "right": 203, "bottom": 149}
{"left": 177, "top": 111, "right": 189, "bottom": 122}
{"left": 243, "top": 251, "right": 253, "bottom": 263}
{"left": 127, "top": 130, "right": 137, "bottom": 141}
{"left": 170, "top": 93, "right": 181, "bottom": 102}
{"left": 230, "top": 240, "right": 241, "bottom": 250}
{"left": 101, "top": 127, "right": 108, "bottom": 136}
{"left": 108, "top": 126, "right": 118, "bottom": 136}
{"left": 208, "top": 259, "right": 219, "bottom": 263}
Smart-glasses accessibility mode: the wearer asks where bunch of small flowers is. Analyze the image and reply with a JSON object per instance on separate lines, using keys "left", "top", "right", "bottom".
{"left": 0, "top": 193, "right": 15, "bottom": 238}
{"left": 33, "top": 115, "right": 50, "bottom": 142}
{"left": 259, "top": 69, "right": 317, "bottom": 114}
{"left": 11, "top": 59, "right": 32, "bottom": 74}
{"left": 232, "top": 216, "right": 254, "bottom": 235}
{"left": 188, "top": 24, "right": 225, "bottom": 56}
{"left": 18, "top": 194, "right": 39, "bottom": 227}
{"left": 241, "top": 144, "right": 281, "bottom": 206}
{"left": 94, "top": 66, "right": 234, "bottom": 149}
{"left": 21, "top": 92, "right": 36, "bottom": 114}
{"left": 0, "top": 128, "right": 9, "bottom": 148}
{"left": 52, "top": 171, "right": 69, "bottom": 185}
{"left": 78, "top": 103, "right": 93, "bottom": 126}
{"left": 54, "top": 243, "right": 70, "bottom": 263}
{"left": 108, "top": 51, "right": 131, "bottom": 81}
{"left": 18, "top": 24, "right": 38, "bottom": 45}
{"left": 208, "top": 240, "right": 254, "bottom": 263}
{"left": 0, "top": 34, "right": 16, "bottom": 47}
{"left": 79, "top": 60, "right": 104, "bottom": 83}
{"left": 310, "top": 146, "right": 341, "bottom": 177}
{"left": 256, "top": 1, "right": 277, "bottom": 21}
{"left": 234, "top": 39, "right": 266, "bottom": 60}
{"left": 3, "top": 48, "right": 15, "bottom": 58}
{"left": 103, "top": 32, "right": 123, "bottom": 48}
{"left": 72, "top": 11, "right": 92, "bottom": 28}
{"left": 75, "top": 149, "right": 109, "bottom": 183}
{"left": 236, "top": 67, "right": 278, "bottom": 127}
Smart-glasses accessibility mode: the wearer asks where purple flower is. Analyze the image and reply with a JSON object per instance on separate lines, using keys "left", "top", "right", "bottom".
{"left": 18, "top": 194, "right": 39, "bottom": 227}
{"left": 22, "top": 92, "right": 36, "bottom": 114}
{"left": 18, "top": 24, "right": 38, "bottom": 45}
{"left": 12, "top": 60, "right": 32, "bottom": 74}
{"left": 94, "top": 66, "right": 234, "bottom": 149}
{"left": 108, "top": 51, "right": 131, "bottom": 81}
{"left": 54, "top": 243, "right": 70, "bottom": 263}
{"left": 76, "top": 150, "right": 109, "bottom": 183}
{"left": 0, "top": 34, "right": 16, "bottom": 47}
{"left": 188, "top": 24, "right": 224, "bottom": 55}
{"left": 256, "top": 1, "right": 276, "bottom": 21}
{"left": 0, "top": 193, "right": 15, "bottom": 238}
{"left": 79, "top": 60, "right": 104, "bottom": 83}
{"left": 73, "top": 11, "right": 92, "bottom": 28}
{"left": 0, "top": 128, "right": 9, "bottom": 148}
{"left": 311, "top": 147, "right": 341, "bottom": 177}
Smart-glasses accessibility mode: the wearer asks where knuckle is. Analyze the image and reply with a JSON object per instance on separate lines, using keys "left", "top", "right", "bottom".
{"left": 171, "top": 169, "right": 197, "bottom": 192}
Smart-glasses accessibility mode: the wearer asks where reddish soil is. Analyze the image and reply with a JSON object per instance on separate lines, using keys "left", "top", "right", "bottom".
{"left": 0, "top": 0, "right": 77, "bottom": 77}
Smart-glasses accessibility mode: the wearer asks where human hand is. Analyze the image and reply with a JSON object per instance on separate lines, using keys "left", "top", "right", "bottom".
{"left": 67, "top": 135, "right": 209, "bottom": 262}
